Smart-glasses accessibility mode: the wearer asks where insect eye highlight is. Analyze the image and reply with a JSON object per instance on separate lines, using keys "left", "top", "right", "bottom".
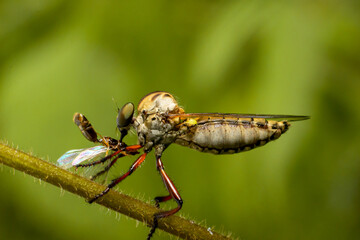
{"left": 117, "top": 102, "right": 134, "bottom": 130}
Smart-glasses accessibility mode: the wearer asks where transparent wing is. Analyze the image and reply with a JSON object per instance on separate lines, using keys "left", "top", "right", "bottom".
{"left": 57, "top": 149, "right": 84, "bottom": 169}
{"left": 168, "top": 113, "right": 310, "bottom": 122}
{"left": 72, "top": 146, "right": 108, "bottom": 165}
{"left": 57, "top": 146, "right": 107, "bottom": 169}
{"left": 57, "top": 146, "right": 124, "bottom": 183}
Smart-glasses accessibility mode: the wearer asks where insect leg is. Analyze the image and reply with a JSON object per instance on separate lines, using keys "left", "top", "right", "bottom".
{"left": 124, "top": 144, "right": 143, "bottom": 151}
{"left": 75, "top": 145, "right": 142, "bottom": 168}
{"left": 88, "top": 152, "right": 147, "bottom": 203}
{"left": 75, "top": 150, "right": 122, "bottom": 168}
{"left": 90, "top": 153, "right": 125, "bottom": 181}
{"left": 147, "top": 156, "right": 183, "bottom": 240}
{"left": 89, "top": 146, "right": 142, "bottom": 180}
{"left": 154, "top": 195, "right": 172, "bottom": 208}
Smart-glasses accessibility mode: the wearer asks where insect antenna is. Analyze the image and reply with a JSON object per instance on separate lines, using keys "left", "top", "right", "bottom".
{"left": 112, "top": 97, "right": 120, "bottom": 112}
{"left": 112, "top": 97, "right": 122, "bottom": 137}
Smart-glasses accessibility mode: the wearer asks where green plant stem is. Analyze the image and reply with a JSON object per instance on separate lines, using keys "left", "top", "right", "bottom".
{"left": 0, "top": 142, "right": 232, "bottom": 240}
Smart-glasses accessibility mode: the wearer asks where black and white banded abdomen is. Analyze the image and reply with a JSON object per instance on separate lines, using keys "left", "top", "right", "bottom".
{"left": 175, "top": 121, "right": 289, "bottom": 154}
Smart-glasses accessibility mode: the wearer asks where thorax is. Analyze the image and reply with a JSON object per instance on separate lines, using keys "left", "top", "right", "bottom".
{"left": 133, "top": 91, "right": 185, "bottom": 150}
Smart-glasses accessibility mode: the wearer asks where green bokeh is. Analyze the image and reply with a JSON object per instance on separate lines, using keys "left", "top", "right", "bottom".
{"left": 0, "top": 1, "right": 359, "bottom": 239}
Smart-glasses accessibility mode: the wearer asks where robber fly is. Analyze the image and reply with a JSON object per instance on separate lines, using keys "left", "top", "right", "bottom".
{"left": 58, "top": 91, "right": 309, "bottom": 240}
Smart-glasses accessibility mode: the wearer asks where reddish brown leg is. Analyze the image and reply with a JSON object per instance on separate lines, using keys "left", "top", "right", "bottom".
{"left": 154, "top": 195, "right": 172, "bottom": 208}
{"left": 90, "top": 155, "right": 121, "bottom": 181}
{"left": 88, "top": 152, "right": 147, "bottom": 203}
{"left": 147, "top": 156, "right": 183, "bottom": 240}
{"left": 75, "top": 150, "right": 122, "bottom": 168}
{"left": 75, "top": 144, "right": 142, "bottom": 168}
{"left": 124, "top": 144, "right": 143, "bottom": 151}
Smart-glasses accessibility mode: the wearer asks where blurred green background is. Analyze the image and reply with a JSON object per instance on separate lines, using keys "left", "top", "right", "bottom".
{"left": 0, "top": 1, "right": 359, "bottom": 239}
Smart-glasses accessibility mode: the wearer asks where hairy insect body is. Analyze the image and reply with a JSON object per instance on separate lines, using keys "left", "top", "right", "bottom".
{"left": 134, "top": 92, "right": 185, "bottom": 152}
{"left": 135, "top": 114, "right": 178, "bottom": 152}
{"left": 134, "top": 92, "right": 293, "bottom": 156}
{"left": 175, "top": 119, "right": 289, "bottom": 154}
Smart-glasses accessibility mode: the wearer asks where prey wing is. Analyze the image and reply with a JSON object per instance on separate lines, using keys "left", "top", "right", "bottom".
{"left": 57, "top": 146, "right": 108, "bottom": 169}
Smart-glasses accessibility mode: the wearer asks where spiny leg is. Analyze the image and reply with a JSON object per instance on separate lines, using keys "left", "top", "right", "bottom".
{"left": 147, "top": 156, "right": 183, "bottom": 240}
{"left": 90, "top": 153, "right": 125, "bottom": 181}
{"left": 89, "top": 146, "right": 143, "bottom": 180}
{"left": 75, "top": 144, "right": 142, "bottom": 168}
{"left": 88, "top": 152, "right": 147, "bottom": 204}
{"left": 75, "top": 150, "right": 121, "bottom": 168}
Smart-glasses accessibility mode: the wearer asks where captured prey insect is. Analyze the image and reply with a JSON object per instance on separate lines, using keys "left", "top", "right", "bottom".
{"left": 58, "top": 111, "right": 142, "bottom": 182}
{"left": 57, "top": 91, "right": 309, "bottom": 239}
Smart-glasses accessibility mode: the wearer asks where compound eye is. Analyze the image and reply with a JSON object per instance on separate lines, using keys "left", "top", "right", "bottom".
{"left": 117, "top": 102, "right": 134, "bottom": 129}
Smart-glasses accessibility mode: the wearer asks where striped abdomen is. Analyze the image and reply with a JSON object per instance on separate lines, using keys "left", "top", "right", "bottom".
{"left": 175, "top": 119, "right": 289, "bottom": 154}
